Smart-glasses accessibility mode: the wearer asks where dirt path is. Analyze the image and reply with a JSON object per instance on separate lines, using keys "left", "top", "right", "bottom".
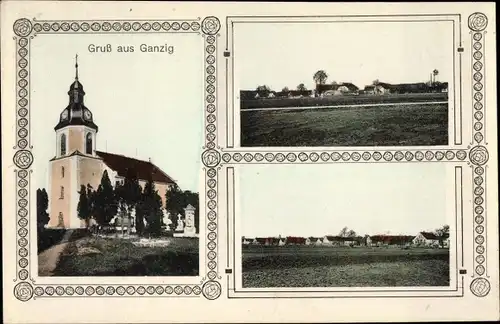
{"left": 38, "top": 230, "right": 74, "bottom": 276}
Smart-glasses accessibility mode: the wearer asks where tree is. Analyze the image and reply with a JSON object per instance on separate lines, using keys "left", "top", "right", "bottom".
{"left": 256, "top": 85, "right": 271, "bottom": 98}
{"left": 166, "top": 184, "right": 200, "bottom": 234}
{"left": 339, "top": 226, "right": 349, "bottom": 237}
{"left": 347, "top": 229, "right": 357, "bottom": 237}
{"left": 77, "top": 185, "right": 92, "bottom": 228}
{"left": 331, "top": 81, "right": 338, "bottom": 86}
{"left": 313, "top": 70, "right": 328, "bottom": 85}
{"left": 142, "top": 176, "right": 163, "bottom": 237}
{"left": 435, "top": 224, "right": 450, "bottom": 247}
{"left": 36, "top": 188, "right": 49, "bottom": 230}
{"left": 282, "top": 86, "right": 290, "bottom": 93}
{"left": 115, "top": 168, "right": 142, "bottom": 237}
{"left": 297, "top": 83, "right": 307, "bottom": 91}
{"left": 92, "top": 170, "right": 117, "bottom": 227}
{"left": 372, "top": 79, "right": 380, "bottom": 86}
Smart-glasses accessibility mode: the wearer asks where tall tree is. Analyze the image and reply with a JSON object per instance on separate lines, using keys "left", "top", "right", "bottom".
{"left": 256, "top": 85, "right": 271, "bottom": 98}
{"left": 297, "top": 83, "right": 307, "bottom": 91}
{"left": 115, "top": 168, "right": 142, "bottom": 236}
{"left": 166, "top": 184, "right": 184, "bottom": 230}
{"left": 347, "top": 229, "right": 356, "bottom": 238}
{"left": 36, "top": 188, "right": 49, "bottom": 231}
{"left": 77, "top": 185, "right": 92, "bottom": 228}
{"left": 339, "top": 226, "right": 349, "bottom": 237}
{"left": 93, "top": 170, "right": 117, "bottom": 227}
{"left": 282, "top": 86, "right": 290, "bottom": 93}
{"left": 142, "top": 176, "right": 163, "bottom": 237}
{"left": 313, "top": 70, "right": 328, "bottom": 85}
{"left": 435, "top": 224, "right": 450, "bottom": 247}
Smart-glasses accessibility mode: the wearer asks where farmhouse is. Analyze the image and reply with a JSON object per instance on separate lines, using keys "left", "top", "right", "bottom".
{"left": 306, "top": 237, "right": 324, "bottom": 246}
{"left": 242, "top": 237, "right": 254, "bottom": 245}
{"left": 286, "top": 236, "right": 307, "bottom": 245}
{"left": 413, "top": 232, "right": 447, "bottom": 247}
{"left": 369, "top": 235, "right": 415, "bottom": 247}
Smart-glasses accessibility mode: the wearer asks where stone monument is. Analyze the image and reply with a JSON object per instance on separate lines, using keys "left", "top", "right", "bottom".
{"left": 175, "top": 213, "right": 184, "bottom": 232}
{"left": 183, "top": 204, "right": 197, "bottom": 237}
{"left": 162, "top": 209, "right": 172, "bottom": 231}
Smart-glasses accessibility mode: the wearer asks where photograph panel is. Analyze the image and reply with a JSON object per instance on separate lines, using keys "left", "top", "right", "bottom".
{"left": 236, "top": 164, "right": 455, "bottom": 289}
{"left": 31, "top": 33, "right": 203, "bottom": 277}
{"left": 234, "top": 19, "right": 456, "bottom": 148}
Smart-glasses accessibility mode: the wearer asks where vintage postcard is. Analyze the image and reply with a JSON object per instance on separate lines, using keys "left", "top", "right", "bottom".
{"left": 2, "top": 1, "right": 498, "bottom": 323}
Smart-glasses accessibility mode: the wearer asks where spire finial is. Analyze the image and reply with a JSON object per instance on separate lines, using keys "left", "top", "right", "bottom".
{"left": 75, "top": 54, "right": 79, "bottom": 80}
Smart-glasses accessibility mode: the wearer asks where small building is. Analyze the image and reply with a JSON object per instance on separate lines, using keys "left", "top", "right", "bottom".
{"left": 413, "top": 232, "right": 447, "bottom": 247}
{"left": 242, "top": 237, "right": 254, "bottom": 245}
{"left": 286, "top": 236, "right": 306, "bottom": 245}
{"left": 306, "top": 237, "right": 323, "bottom": 246}
{"left": 254, "top": 237, "right": 268, "bottom": 245}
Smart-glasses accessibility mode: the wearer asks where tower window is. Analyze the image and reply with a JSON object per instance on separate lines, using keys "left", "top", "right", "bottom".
{"left": 60, "top": 134, "right": 66, "bottom": 156}
{"left": 86, "top": 133, "right": 93, "bottom": 155}
{"left": 61, "top": 166, "right": 65, "bottom": 178}
{"left": 60, "top": 186, "right": 64, "bottom": 199}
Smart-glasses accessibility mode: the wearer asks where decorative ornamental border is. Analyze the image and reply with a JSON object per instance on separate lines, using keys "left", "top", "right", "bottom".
{"left": 12, "top": 16, "right": 223, "bottom": 301}
{"left": 223, "top": 13, "right": 492, "bottom": 299}
{"left": 466, "top": 12, "right": 491, "bottom": 298}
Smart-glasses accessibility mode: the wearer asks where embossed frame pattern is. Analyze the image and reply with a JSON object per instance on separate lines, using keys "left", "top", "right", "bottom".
{"left": 12, "top": 16, "right": 223, "bottom": 301}
{"left": 223, "top": 13, "right": 493, "bottom": 299}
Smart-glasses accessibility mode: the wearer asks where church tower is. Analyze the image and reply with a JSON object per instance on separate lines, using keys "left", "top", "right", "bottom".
{"left": 48, "top": 56, "right": 103, "bottom": 228}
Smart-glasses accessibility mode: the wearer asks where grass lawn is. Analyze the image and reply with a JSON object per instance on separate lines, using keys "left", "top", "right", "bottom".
{"left": 242, "top": 247, "right": 450, "bottom": 287}
{"left": 240, "top": 103, "right": 448, "bottom": 146}
{"left": 54, "top": 236, "right": 199, "bottom": 276}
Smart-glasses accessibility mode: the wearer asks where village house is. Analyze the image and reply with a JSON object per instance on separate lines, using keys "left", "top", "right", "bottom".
{"left": 369, "top": 235, "right": 415, "bottom": 247}
{"left": 305, "top": 237, "right": 323, "bottom": 246}
{"left": 413, "top": 232, "right": 447, "bottom": 247}
{"left": 286, "top": 236, "right": 307, "bottom": 245}
{"left": 242, "top": 237, "right": 254, "bottom": 245}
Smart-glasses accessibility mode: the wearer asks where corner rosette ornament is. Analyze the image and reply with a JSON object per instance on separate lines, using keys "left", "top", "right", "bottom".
{"left": 201, "top": 16, "right": 220, "bottom": 35}
{"left": 469, "top": 145, "right": 489, "bottom": 166}
{"left": 14, "top": 282, "right": 34, "bottom": 302}
{"left": 13, "top": 18, "right": 33, "bottom": 37}
{"left": 202, "top": 149, "right": 221, "bottom": 168}
{"left": 202, "top": 280, "right": 221, "bottom": 300}
{"left": 468, "top": 13, "right": 488, "bottom": 32}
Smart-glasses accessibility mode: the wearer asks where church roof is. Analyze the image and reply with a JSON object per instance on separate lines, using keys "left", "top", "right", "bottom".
{"left": 95, "top": 151, "right": 176, "bottom": 185}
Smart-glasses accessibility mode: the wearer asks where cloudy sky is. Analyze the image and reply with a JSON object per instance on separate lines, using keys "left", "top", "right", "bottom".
{"left": 234, "top": 21, "right": 454, "bottom": 92}
{"left": 31, "top": 33, "right": 204, "bottom": 193}
{"left": 239, "top": 163, "right": 451, "bottom": 237}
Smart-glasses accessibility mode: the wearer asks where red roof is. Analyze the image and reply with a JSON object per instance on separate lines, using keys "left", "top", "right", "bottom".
{"left": 96, "top": 151, "right": 175, "bottom": 184}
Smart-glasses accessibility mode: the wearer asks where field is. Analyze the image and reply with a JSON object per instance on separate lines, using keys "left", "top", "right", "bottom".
{"left": 240, "top": 93, "right": 448, "bottom": 110}
{"left": 240, "top": 102, "right": 448, "bottom": 146}
{"left": 54, "top": 236, "right": 199, "bottom": 276}
{"left": 242, "top": 246, "right": 450, "bottom": 287}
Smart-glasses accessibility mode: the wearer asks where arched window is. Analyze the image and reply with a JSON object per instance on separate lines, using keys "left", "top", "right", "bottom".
{"left": 60, "top": 134, "right": 66, "bottom": 156}
{"left": 85, "top": 133, "right": 93, "bottom": 155}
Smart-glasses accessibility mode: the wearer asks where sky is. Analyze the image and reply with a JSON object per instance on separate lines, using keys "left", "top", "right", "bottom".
{"left": 234, "top": 21, "right": 454, "bottom": 92}
{"left": 31, "top": 33, "right": 203, "bottom": 192}
{"left": 239, "top": 163, "right": 451, "bottom": 238}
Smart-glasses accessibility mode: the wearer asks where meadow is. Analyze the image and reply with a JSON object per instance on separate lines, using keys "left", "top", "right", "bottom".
{"left": 54, "top": 236, "right": 199, "bottom": 276}
{"left": 240, "top": 93, "right": 448, "bottom": 110}
{"left": 240, "top": 102, "right": 448, "bottom": 146}
{"left": 242, "top": 246, "right": 450, "bottom": 287}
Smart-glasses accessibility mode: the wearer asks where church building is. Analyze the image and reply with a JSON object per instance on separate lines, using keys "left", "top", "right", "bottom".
{"left": 48, "top": 58, "right": 176, "bottom": 229}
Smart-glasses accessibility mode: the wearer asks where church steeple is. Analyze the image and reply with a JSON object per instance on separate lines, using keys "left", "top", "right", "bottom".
{"left": 54, "top": 55, "right": 98, "bottom": 132}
